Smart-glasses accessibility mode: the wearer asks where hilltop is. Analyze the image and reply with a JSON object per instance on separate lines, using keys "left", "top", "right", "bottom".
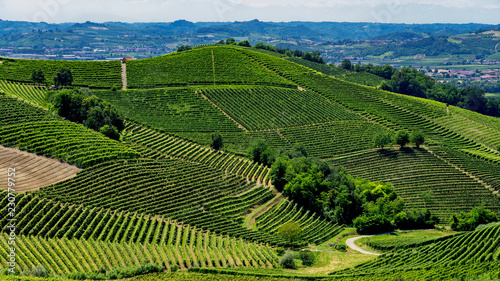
{"left": 0, "top": 45, "right": 499, "bottom": 280}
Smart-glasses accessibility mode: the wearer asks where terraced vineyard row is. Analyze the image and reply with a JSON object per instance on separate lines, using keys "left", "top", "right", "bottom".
{"left": 329, "top": 148, "right": 500, "bottom": 220}
{"left": 39, "top": 159, "right": 283, "bottom": 244}
{"left": 94, "top": 88, "right": 242, "bottom": 132}
{"left": 278, "top": 121, "right": 391, "bottom": 159}
{"left": 173, "top": 130, "right": 291, "bottom": 156}
{"left": 0, "top": 80, "right": 46, "bottom": 105}
{"left": 0, "top": 121, "right": 139, "bottom": 168}
{"left": 126, "top": 47, "right": 294, "bottom": 89}
{"left": 0, "top": 57, "right": 121, "bottom": 88}
{"left": 0, "top": 234, "right": 277, "bottom": 275}
{"left": 200, "top": 86, "right": 361, "bottom": 130}
{"left": 433, "top": 113, "right": 500, "bottom": 150}
{"left": 332, "top": 223, "right": 500, "bottom": 277}
{"left": 123, "top": 123, "right": 271, "bottom": 184}
{"left": 0, "top": 94, "right": 60, "bottom": 126}
{"left": 428, "top": 145, "right": 500, "bottom": 193}
{"left": 255, "top": 199, "right": 342, "bottom": 245}
{"left": 0, "top": 192, "right": 279, "bottom": 265}
{"left": 236, "top": 48, "right": 453, "bottom": 133}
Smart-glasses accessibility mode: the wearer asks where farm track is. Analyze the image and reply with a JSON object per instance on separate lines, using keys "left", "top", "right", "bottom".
{"left": 121, "top": 63, "right": 127, "bottom": 90}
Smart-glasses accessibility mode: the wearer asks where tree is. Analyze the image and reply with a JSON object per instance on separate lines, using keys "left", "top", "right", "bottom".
{"left": 410, "top": 131, "right": 425, "bottom": 148}
{"left": 277, "top": 222, "right": 303, "bottom": 245}
{"left": 237, "top": 40, "right": 251, "bottom": 47}
{"left": 177, "top": 45, "right": 192, "bottom": 52}
{"left": 279, "top": 252, "right": 296, "bottom": 269}
{"left": 395, "top": 131, "right": 410, "bottom": 148}
{"left": 99, "top": 125, "right": 120, "bottom": 140}
{"left": 353, "top": 214, "right": 394, "bottom": 235}
{"left": 374, "top": 132, "right": 392, "bottom": 149}
{"left": 32, "top": 69, "right": 45, "bottom": 86}
{"left": 340, "top": 59, "right": 352, "bottom": 70}
{"left": 53, "top": 68, "right": 73, "bottom": 88}
{"left": 450, "top": 207, "right": 498, "bottom": 231}
{"left": 210, "top": 132, "right": 223, "bottom": 150}
{"left": 226, "top": 37, "right": 236, "bottom": 45}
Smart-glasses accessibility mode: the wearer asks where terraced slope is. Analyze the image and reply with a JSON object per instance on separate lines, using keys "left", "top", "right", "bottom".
{"left": 94, "top": 88, "right": 243, "bottom": 133}
{"left": 329, "top": 148, "right": 500, "bottom": 220}
{"left": 126, "top": 47, "right": 295, "bottom": 89}
{"left": 0, "top": 57, "right": 121, "bottom": 88}
{"left": 332, "top": 223, "right": 500, "bottom": 278}
{"left": 0, "top": 146, "right": 80, "bottom": 192}
{"left": 122, "top": 123, "right": 271, "bottom": 185}
{"left": 39, "top": 159, "right": 282, "bottom": 244}
{"left": 200, "top": 86, "right": 361, "bottom": 130}
{"left": 0, "top": 234, "right": 277, "bottom": 274}
{"left": 0, "top": 93, "right": 60, "bottom": 126}
{"left": 0, "top": 80, "right": 46, "bottom": 105}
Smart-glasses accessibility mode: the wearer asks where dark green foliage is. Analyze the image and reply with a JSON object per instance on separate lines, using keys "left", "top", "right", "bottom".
{"left": 249, "top": 140, "right": 276, "bottom": 166}
{"left": 48, "top": 89, "right": 124, "bottom": 136}
{"left": 334, "top": 244, "right": 347, "bottom": 252}
{"left": 31, "top": 69, "right": 45, "bottom": 85}
{"left": 53, "top": 67, "right": 73, "bottom": 87}
{"left": 177, "top": 45, "right": 192, "bottom": 52}
{"left": 341, "top": 59, "right": 352, "bottom": 70}
{"left": 278, "top": 252, "right": 296, "bottom": 269}
{"left": 395, "top": 131, "right": 410, "bottom": 148}
{"left": 210, "top": 132, "right": 223, "bottom": 150}
{"left": 100, "top": 125, "right": 120, "bottom": 141}
{"left": 31, "top": 265, "right": 48, "bottom": 277}
{"left": 374, "top": 132, "right": 392, "bottom": 149}
{"left": 299, "top": 251, "right": 317, "bottom": 266}
{"left": 226, "top": 38, "right": 236, "bottom": 45}
{"left": 394, "top": 209, "right": 439, "bottom": 230}
{"left": 450, "top": 207, "right": 498, "bottom": 231}
{"left": 277, "top": 221, "right": 303, "bottom": 245}
{"left": 237, "top": 40, "right": 251, "bottom": 47}
{"left": 353, "top": 214, "right": 395, "bottom": 235}
{"left": 410, "top": 131, "right": 425, "bottom": 148}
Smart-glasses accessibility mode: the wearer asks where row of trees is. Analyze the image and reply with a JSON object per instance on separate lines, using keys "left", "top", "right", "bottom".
{"left": 374, "top": 130, "right": 425, "bottom": 149}
{"left": 32, "top": 68, "right": 74, "bottom": 87}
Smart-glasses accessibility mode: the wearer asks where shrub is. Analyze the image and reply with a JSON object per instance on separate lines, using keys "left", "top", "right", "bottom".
{"left": 450, "top": 207, "right": 498, "bottom": 231}
{"left": 277, "top": 221, "right": 303, "bottom": 245}
{"left": 410, "top": 131, "right": 425, "bottom": 148}
{"left": 170, "top": 264, "right": 179, "bottom": 272}
{"left": 299, "top": 251, "right": 317, "bottom": 266}
{"left": 279, "top": 251, "right": 296, "bottom": 269}
{"left": 394, "top": 209, "right": 439, "bottom": 230}
{"left": 335, "top": 244, "right": 347, "bottom": 252}
{"left": 100, "top": 125, "right": 120, "bottom": 140}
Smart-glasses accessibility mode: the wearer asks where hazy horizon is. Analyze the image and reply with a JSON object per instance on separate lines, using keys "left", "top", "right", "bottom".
{"left": 0, "top": 0, "right": 499, "bottom": 25}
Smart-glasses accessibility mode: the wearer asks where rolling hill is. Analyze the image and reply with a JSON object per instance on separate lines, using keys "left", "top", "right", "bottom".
{"left": 0, "top": 45, "right": 499, "bottom": 280}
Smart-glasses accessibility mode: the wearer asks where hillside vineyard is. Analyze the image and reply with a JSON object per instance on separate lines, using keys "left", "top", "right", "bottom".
{"left": 0, "top": 45, "right": 499, "bottom": 280}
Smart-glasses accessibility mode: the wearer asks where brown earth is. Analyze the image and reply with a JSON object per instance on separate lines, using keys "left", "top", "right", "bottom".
{"left": 0, "top": 145, "right": 81, "bottom": 192}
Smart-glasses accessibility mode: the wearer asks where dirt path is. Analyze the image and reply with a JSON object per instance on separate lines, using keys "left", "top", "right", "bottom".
{"left": 247, "top": 195, "right": 282, "bottom": 229}
{"left": 121, "top": 62, "right": 127, "bottom": 90}
{"left": 345, "top": 236, "right": 381, "bottom": 256}
{"left": 198, "top": 91, "right": 248, "bottom": 131}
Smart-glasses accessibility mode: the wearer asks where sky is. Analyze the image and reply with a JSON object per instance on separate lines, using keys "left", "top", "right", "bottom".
{"left": 0, "top": 0, "right": 499, "bottom": 24}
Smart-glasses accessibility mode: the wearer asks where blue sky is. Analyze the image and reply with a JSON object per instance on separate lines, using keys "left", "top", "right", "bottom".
{"left": 0, "top": 0, "right": 499, "bottom": 24}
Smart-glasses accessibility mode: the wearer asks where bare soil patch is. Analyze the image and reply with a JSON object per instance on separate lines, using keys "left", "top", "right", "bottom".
{"left": 0, "top": 145, "right": 81, "bottom": 192}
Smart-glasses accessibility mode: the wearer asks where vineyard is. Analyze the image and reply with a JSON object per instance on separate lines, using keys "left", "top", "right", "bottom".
{"left": 329, "top": 148, "right": 500, "bottom": 220}
{"left": 126, "top": 47, "right": 295, "bottom": 89}
{"left": 0, "top": 58, "right": 121, "bottom": 88}
{"left": 1, "top": 45, "right": 500, "bottom": 281}
{"left": 331, "top": 223, "right": 500, "bottom": 278}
